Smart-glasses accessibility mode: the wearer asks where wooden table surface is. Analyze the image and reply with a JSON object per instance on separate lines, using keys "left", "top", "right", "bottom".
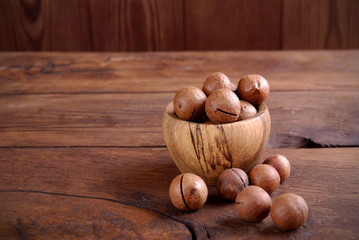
{"left": 0, "top": 51, "right": 358, "bottom": 240}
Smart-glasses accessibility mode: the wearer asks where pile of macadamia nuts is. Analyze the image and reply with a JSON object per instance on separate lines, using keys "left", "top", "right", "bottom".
{"left": 169, "top": 148, "right": 308, "bottom": 230}
{"left": 173, "top": 72, "right": 269, "bottom": 123}
{"left": 169, "top": 72, "right": 309, "bottom": 231}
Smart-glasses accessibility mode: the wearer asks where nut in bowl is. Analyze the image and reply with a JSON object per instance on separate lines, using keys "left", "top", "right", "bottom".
{"left": 162, "top": 101, "right": 271, "bottom": 185}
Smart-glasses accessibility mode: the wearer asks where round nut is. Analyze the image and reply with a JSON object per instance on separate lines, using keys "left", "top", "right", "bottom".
{"left": 217, "top": 168, "right": 249, "bottom": 201}
{"left": 238, "top": 100, "right": 257, "bottom": 120}
{"left": 202, "top": 72, "right": 232, "bottom": 96}
{"left": 205, "top": 89, "right": 241, "bottom": 123}
{"left": 263, "top": 154, "right": 291, "bottom": 183}
{"left": 173, "top": 87, "right": 207, "bottom": 122}
{"left": 249, "top": 164, "right": 280, "bottom": 194}
{"left": 169, "top": 173, "right": 208, "bottom": 211}
{"left": 235, "top": 185, "right": 272, "bottom": 222}
{"left": 237, "top": 75, "right": 269, "bottom": 105}
{"left": 271, "top": 193, "right": 309, "bottom": 231}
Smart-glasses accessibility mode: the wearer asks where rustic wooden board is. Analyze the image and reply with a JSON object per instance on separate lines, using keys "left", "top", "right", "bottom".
{"left": 0, "top": 50, "right": 358, "bottom": 240}
{"left": 183, "top": 0, "right": 281, "bottom": 50}
{"left": 0, "top": 0, "right": 280, "bottom": 51}
{"left": 0, "top": 192, "right": 192, "bottom": 240}
{"left": 0, "top": 51, "right": 358, "bottom": 94}
{"left": 0, "top": 147, "right": 358, "bottom": 239}
{"left": 1, "top": 0, "right": 358, "bottom": 51}
{"left": 267, "top": 91, "right": 359, "bottom": 148}
{"left": 282, "top": 0, "right": 359, "bottom": 49}
{"left": 0, "top": 91, "right": 358, "bottom": 148}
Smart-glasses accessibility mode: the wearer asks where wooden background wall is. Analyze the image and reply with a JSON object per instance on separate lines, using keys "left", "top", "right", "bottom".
{"left": 0, "top": 0, "right": 358, "bottom": 51}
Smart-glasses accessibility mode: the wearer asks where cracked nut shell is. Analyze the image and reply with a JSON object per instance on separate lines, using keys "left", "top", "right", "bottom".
{"left": 217, "top": 168, "right": 249, "bottom": 201}
{"left": 169, "top": 173, "right": 208, "bottom": 211}
{"left": 235, "top": 185, "right": 272, "bottom": 222}
{"left": 202, "top": 72, "right": 232, "bottom": 96}
{"left": 237, "top": 75, "right": 269, "bottom": 105}
{"left": 173, "top": 87, "right": 207, "bottom": 122}
{"left": 249, "top": 164, "right": 280, "bottom": 194}
{"left": 271, "top": 193, "right": 309, "bottom": 231}
{"left": 263, "top": 154, "right": 291, "bottom": 183}
{"left": 205, "top": 89, "right": 241, "bottom": 123}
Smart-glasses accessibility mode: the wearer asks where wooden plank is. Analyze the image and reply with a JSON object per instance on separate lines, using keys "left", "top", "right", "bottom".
{"left": 86, "top": 0, "right": 185, "bottom": 51}
{"left": 0, "top": 192, "right": 192, "bottom": 240}
{"left": 1, "top": 0, "right": 358, "bottom": 51}
{"left": 0, "top": 0, "right": 280, "bottom": 51}
{"left": 0, "top": 91, "right": 358, "bottom": 147}
{"left": 282, "top": 0, "right": 359, "bottom": 49}
{"left": 0, "top": 0, "right": 92, "bottom": 51}
{"left": 0, "top": 0, "right": 184, "bottom": 51}
{"left": 0, "top": 51, "right": 358, "bottom": 93}
{"left": 267, "top": 91, "right": 359, "bottom": 148}
{"left": 0, "top": 93, "right": 167, "bottom": 147}
{"left": 0, "top": 147, "right": 358, "bottom": 239}
{"left": 183, "top": 0, "right": 281, "bottom": 50}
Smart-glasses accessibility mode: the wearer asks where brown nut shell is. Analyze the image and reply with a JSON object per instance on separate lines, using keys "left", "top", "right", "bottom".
{"left": 217, "top": 168, "right": 249, "bottom": 201}
{"left": 271, "top": 193, "right": 309, "bottom": 231}
{"left": 169, "top": 173, "right": 208, "bottom": 211}
{"left": 235, "top": 185, "right": 272, "bottom": 222}
{"left": 205, "top": 89, "right": 241, "bottom": 123}
{"left": 249, "top": 164, "right": 280, "bottom": 194}
{"left": 238, "top": 100, "right": 257, "bottom": 120}
{"left": 237, "top": 75, "right": 269, "bottom": 105}
{"left": 173, "top": 87, "right": 207, "bottom": 122}
{"left": 263, "top": 154, "right": 291, "bottom": 183}
{"left": 202, "top": 72, "right": 232, "bottom": 96}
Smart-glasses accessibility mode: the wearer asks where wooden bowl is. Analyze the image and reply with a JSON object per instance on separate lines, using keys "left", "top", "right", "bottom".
{"left": 162, "top": 102, "right": 271, "bottom": 185}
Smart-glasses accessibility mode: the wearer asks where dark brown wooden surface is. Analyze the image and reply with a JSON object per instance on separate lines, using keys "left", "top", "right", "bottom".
{"left": 0, "top": 148, "right": 358, "bottom": 239}
{"left": 1, "top": 51, "right": 358, "bottom": 93}
{"left": 0, "top": 51, "right": 359, "bottom": 239}
{"left": 0, "top": 91, "right": 358, "bottom": 148}
{"left": 282, "top": 0, "right": 359, "bottom": 49}
{"left": 0, "top": 192, "right": 192, "bottom": 240}
{"left": 0, "top": 0, "right": 358, "bottom": 51}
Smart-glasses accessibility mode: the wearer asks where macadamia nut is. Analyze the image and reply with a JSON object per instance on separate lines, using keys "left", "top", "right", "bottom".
{"left": 169, "top": 173, "right": 208, "bottom": 211}
{"left": 202, "top": 72, "right": 232, "bottom": 96}
{"left": 271, "top": 193, "right": 309, "bottom": 231}
{"left": 205, "top": 89, "right": 241, "bottom": 123}
{"left": 235, "top": 185, "right": 272, "bottom": 222}
{"left": 249, "top": 164, "right": 280, "bottom": 194}
{"left": 173, "top": 87, "right": 207, "bottom": 122}
{"left": 237, "top": 75, "right": 269, "bottom": 105}
{"left": 238, "top": 100, "right": 257, "bottom": 120}
{"left": 217, "top": 168, "right": 249, "bottom": 201}
{"left": 263, "top": 154, "right": 291, "bottom": 183}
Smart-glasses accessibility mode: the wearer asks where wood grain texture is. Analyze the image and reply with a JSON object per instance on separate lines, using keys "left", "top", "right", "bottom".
{"left": 282, "top": 0, "right": 359, "bottom": 49}
{"left": 0, "top": 91, "right": 357, "bottom": 148}
{"left": 0, "top": 0, "right": 92, "bottom": 51}
{"left": 0, "top": 0, "right": 357, "bottom": 51}
{"left": 0, "top": 147, "right": 358, "bottom": 239}
{"left": 0, "top": 0, "right": 185, "bottom": 52}
{"left": 0, "top": 51, "right": 358, "bottom": 94}
{"left": 0, "top": 50, "right": 358, "bottom": 239}
{"left": 267, "top": 91, "right": 359, "bottom": 148}
{"left": 182, "top": 0, "right": 281, "bottom": 50}
{"left": 162, "top": 102, "right": 270, "bottom": 185}
{"left": 0, "top": 192, "right": 192, "bottom": 240}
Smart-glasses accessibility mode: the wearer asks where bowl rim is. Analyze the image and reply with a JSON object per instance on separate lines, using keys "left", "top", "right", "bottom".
{"left": 164, "top": 102, "right": 268, "bottom": 126}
